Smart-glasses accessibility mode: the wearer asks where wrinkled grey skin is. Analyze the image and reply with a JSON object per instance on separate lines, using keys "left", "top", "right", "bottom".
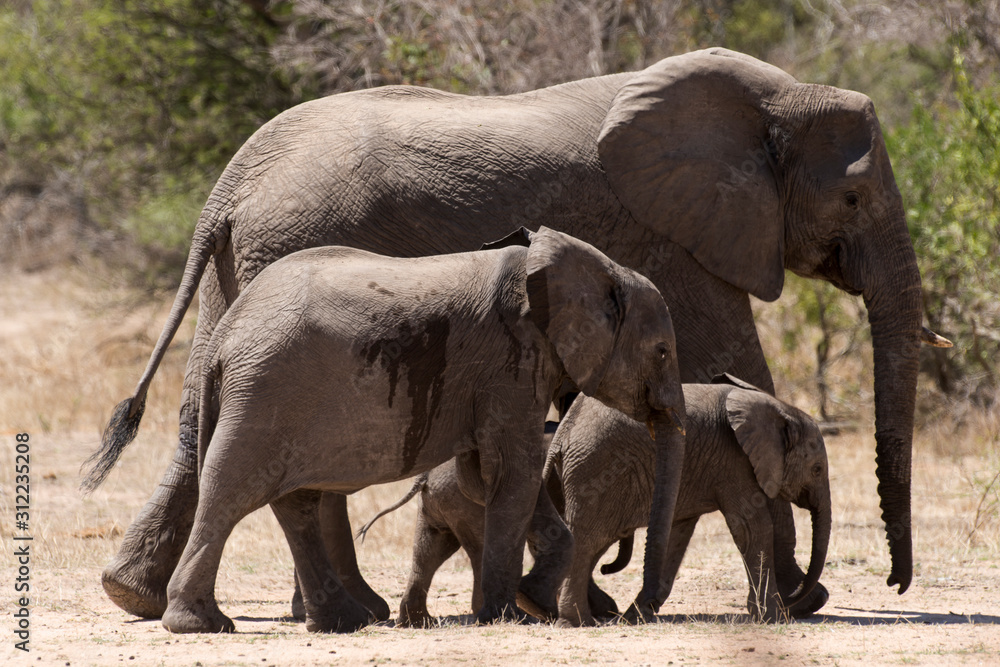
{"left": 107, "top": 228, "right": 686, "bottom": 634}
{"left": 551, "top": 376, "right": 831, "bottom": 626}
{"left": 355, "top": 430, "right": 572, "bottom": 627}
{"left": 98, "top": 46, "right": 924, "bottom": 622}
{"left": 366, "top": 453, "right": 571, "bottom": 627}
{"left": 363, "top": 375, "right": 829, "bottom": 626}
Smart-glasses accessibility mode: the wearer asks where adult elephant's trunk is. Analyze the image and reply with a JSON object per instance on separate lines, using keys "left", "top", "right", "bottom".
{"left": 861, "top": 214, "right": 923, "bottom": 594}
{"left": 784, "top": 488, "right": 832, "bottom": 609}
{"left": 627, "top": 407, "right": 686, "bottom": 621}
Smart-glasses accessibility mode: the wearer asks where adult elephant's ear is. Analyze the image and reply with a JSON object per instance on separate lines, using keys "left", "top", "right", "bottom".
{"left": 725, "top": 389, "right": 789, "bottom": 499}
{"left": 525, "top": 226, "right": 622, "bottom": 396}
{"left": 598, "top": 47, "right": 794, "bottom": 302}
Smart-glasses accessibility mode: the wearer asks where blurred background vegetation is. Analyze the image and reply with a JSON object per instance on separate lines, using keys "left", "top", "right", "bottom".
{"left": 1, "top": 0, "right": 998, "bottom": 419}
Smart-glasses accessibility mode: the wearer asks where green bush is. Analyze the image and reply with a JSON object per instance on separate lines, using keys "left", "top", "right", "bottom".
{"left": 0, "top": 0, "right": 311, "bottom": 279}
{"left": 887, "top": 50, "right": 1000, "bottom": 403}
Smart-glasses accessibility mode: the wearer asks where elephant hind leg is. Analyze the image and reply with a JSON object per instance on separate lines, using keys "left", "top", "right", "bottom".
{"left": 319, "top": 492, "right": 391, "bottom": 621}
{"left": 103, "top": 444, "right": 197, "bottom": 620}
{"left": 398, "top": 512, "right": 462, "bottom": 628}
{"left": 292, "top": 493, "right": 391, "bottom": 622}
{"left": 556, "top": 534, "right": 602, "bottom": 627}
{"left": 518, "top": 484, "right": 573, "bottom": 621}
{"left": 161, "top": 457, "right": 262, "bottom": 634}
{"left": 270, "top": 489, "right": 372, "bottom": 634}
{"left": 588, "top": 577, "right": 619, "bottom": 621}
{"left": 105, "top": 289, "right": 224, "bottom": 619}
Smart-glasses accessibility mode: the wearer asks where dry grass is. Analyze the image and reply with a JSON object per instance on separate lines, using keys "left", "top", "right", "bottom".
{"left": 1, "top": 268, "right": 998, "bottom": 665}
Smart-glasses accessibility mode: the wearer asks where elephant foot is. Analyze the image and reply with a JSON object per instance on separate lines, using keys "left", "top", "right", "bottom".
{"left": 475, "top": 601, "right": 533, "bottom": 625}
{"left": 397, "top": 601, "right": 434, "bottom": 628}
{"left": 587, "top": 579, "right": 619, "bottom": 621}
{"left": 554, "top": 610, "right": 595, "bottom": 628}
{"left": 788, "top": 581, "right": 829, "bottom": 619}
{"left": 621, "top": 599, "right": 657, "bottom": 625}
{"left": 304, "top": 596, "right": 373, "bottom": 634}
{"left": 162, "top": 599, "right": 235, "bottom": 634}
{"left": 340, "top": 574, "right": 391, "bottom": 622}
{"left": 291, "top": 586, "right": 306, "bottom": 621}
{"left": 101, "top": 560, "right": 170, "bottom": 619}
{"left": 747, "top": 598, "right": 782, "bottom": 624}
{"left": 292, "top": 577, "right": 390, "bottom": 623}
{"left": 515, "top": 576, "right": 558, "bottom": 621}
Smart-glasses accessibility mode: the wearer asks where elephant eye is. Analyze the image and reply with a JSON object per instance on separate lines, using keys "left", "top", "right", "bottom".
{"left": 656, "top": 343, "right": 668, "bottom": 360}
{"left": 844, "top": 191, "right": 860, "bottom": 210}
{"left": 811, "top": 463, "right": 824, "bottom": 478}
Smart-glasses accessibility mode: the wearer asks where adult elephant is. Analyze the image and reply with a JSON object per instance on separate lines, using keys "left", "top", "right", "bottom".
{"left": 98, "top": 47, "right": 925, "bottom": 621}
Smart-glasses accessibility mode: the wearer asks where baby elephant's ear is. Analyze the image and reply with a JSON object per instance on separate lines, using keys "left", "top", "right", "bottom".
{"left": 725, "top": 388, "right": 788, "bottom": 499}
{"left": 711, "top": 373, "right": 765, "bottom": 393}
{"left": 481, "top": 226, "right": 533, "bottom": 251}
{"left": 525, "top": 227, "right": 623, "bottom": 396}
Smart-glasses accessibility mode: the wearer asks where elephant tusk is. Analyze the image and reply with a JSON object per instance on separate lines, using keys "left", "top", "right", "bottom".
{"left": 665, "top": 407, "right": 686, "bottom": 436}
{"left": 647, "top": 409, "right": 685, "bottom": 440}
{"left": 921, "top": 326, "right": 953, "bottom": 348}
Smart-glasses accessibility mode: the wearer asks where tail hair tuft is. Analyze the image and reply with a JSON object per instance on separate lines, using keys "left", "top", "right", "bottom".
{"left": 80, "top": 397, "right": 146, "bottom": 493}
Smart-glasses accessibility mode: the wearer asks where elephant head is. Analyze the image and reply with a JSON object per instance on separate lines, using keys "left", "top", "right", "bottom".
{"left": 518, "top": 226, "right": 686, "bottom": 429}
{"left": 598, "top": 47, "right": 920, "bottom": 592}
{"left": 719, "top": 375, "right": 831, "bottom": 611}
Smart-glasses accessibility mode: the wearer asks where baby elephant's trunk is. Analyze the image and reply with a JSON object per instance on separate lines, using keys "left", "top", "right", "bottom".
{"left": 783, "top": 489, "right": 832, "bottom": 611}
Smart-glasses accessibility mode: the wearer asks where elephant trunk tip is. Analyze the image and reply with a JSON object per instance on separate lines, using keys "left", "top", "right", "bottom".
{"left": 888, "top": 571, "right": 911, "bottom": 595}
{"left": 80, "top": 396, "right": 147, "bottom": 493}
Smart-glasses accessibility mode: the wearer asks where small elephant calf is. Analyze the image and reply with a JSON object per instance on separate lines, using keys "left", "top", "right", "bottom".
{"left": 368, "top": 376, "right": 830, "bottom": 626}
{"left": 553, "top": 375, "right": 831, "bottom": 625}
{"left": 356, "top": 428, "right": 570, "bottom": 627}
{"left": 86, "top": 226, "right": 685, "bottom": 634}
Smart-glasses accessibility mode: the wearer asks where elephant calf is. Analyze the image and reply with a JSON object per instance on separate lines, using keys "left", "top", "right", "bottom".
{"left": 355, "top": 427, "right": 570, "bottom": 628}
{"left": 85, "top": 226, "right": 686, "bottom": 634}
{"left": 368, "top": 375, "right": 829, "bottom": 626}
{"left": 553, "top": 375, "right": 831, "bottom": 625}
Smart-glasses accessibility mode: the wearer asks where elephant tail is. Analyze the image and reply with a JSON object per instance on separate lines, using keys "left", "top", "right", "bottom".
{"left": 600, "top": 534, "right": 635, "bottom": 575}
{"left": 81, "top": 213, "right": 230, "bottom": 493}
{"left": 195, "top": 357, "right": 222, "bottom": 476}
{"left": 355, "top": 472, "right": 430, "bottom": 543}
{"left": 542, "top": 424, "right": 566, "bottom": 515}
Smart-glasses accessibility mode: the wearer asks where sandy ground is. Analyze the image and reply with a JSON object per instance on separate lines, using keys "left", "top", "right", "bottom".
{"left": 2, "top": 268, "right": 999, "bottom": 665}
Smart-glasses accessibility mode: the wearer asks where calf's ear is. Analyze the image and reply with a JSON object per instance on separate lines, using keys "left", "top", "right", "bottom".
{"left": 481, "top": 226, "right": 533, "bottom": 251}
{"left": 525, "top": 227, "right": 623, "bottom": 396}
{"left": 725, "top": 389, "right": 790, "bottom": 498}
{"left": 711, "top": 372, "right": 765, "bottom": 393}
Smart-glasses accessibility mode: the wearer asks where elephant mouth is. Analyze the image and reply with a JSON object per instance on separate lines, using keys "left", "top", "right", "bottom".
{"left": 807, "top": 243, "right": 863, "bottom": 296}
{"left": 644, "top": 408, "right": 684, "bottom": 441}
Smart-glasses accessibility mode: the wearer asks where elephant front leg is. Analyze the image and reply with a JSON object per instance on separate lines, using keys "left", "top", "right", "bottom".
{"left": 271, "top": 490, "right": 372, "bottom": 633}
{"left": 725, "top": 506, "right": 781, "bottom": 622}
{"left": 475, "top": 437, "right": 544, "bottom": 625}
